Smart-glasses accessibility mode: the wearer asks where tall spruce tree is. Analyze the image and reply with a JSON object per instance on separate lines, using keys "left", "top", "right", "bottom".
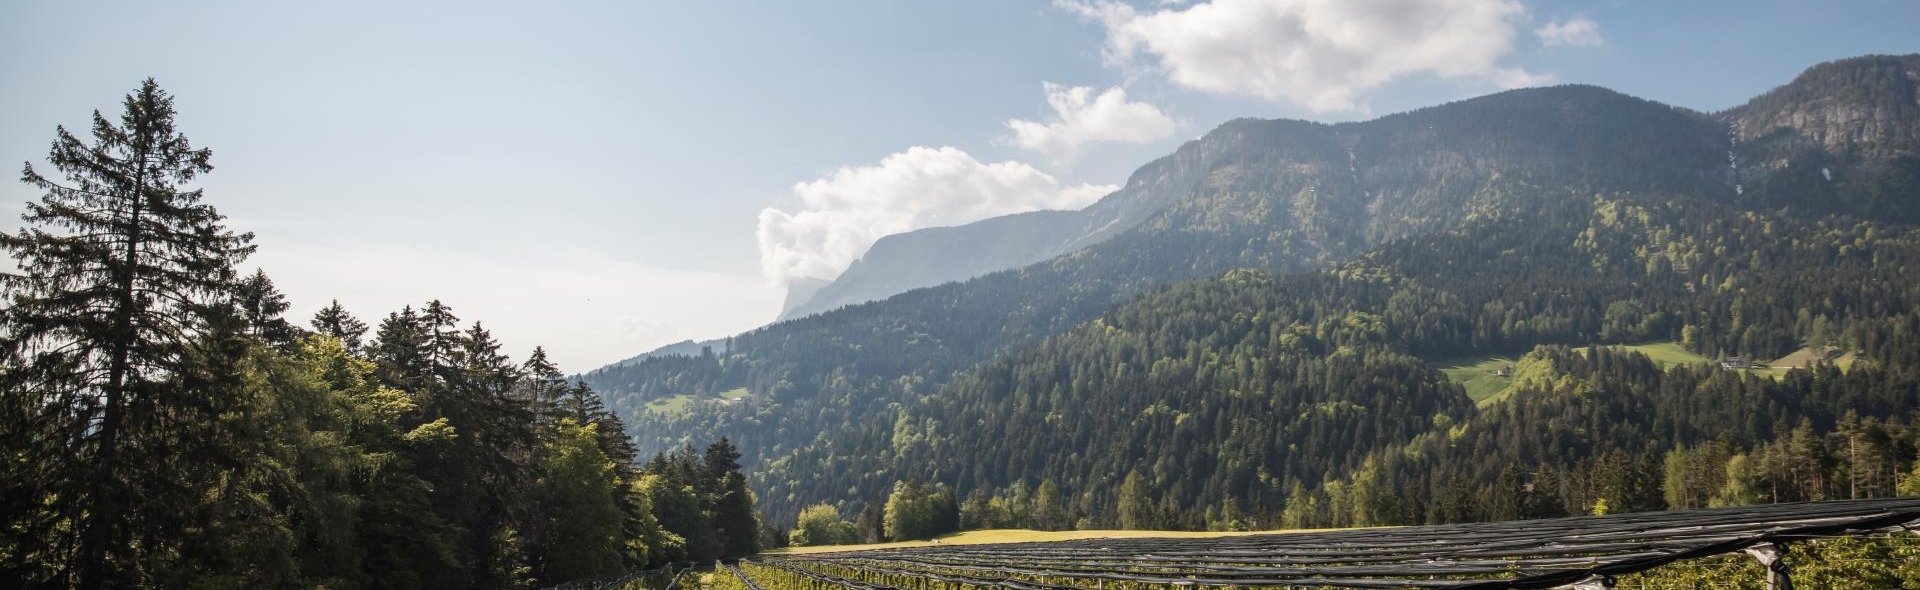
{"left": 234, "top": 269, "right": 298, "bottom": 348}
{"left": 704, "top": 438, "right": 760, "bottom": 557}
{"left": 0, "top": 79, "right": 253, "bottom": 589}
{"left": 309, "top": 299, "right": 368, "bottom": 353}
{"left": 370, "top": 305, "right": 430, "bottom": 392}
{"left": 520, "top": 346, "right": 567, "bottom": 427}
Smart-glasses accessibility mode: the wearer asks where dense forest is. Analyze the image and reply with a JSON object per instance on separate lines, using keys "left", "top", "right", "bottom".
{"left": 586, "top": 55, "right": 1920, "bottom": 528}
{"left": 0, "top": 81, "right": 760, "bottom": 589}
{"left": 738, "top": 189, "right": 1920, "bottom": 533}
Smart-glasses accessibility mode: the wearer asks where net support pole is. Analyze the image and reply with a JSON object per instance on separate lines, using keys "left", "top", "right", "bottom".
{"left": 1742, "top": 542, "right": 1792, "bottom": 590}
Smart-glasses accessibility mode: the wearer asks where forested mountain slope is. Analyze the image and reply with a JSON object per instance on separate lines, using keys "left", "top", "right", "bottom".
{"left": 587, "top": 56, "right": 1920, "bottom": 523}
{"left": 880, "top": 194, "right": 1920, "bottom": 530}
{"left": 1726, "top": 54, "right": 1920, "bottom": 222}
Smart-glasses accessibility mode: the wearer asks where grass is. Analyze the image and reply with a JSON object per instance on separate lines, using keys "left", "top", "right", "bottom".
{"left": 1771, "top": 346, "right": 1855, "bottom": 371}
{"left": 1608, "top": 341, "right": 1707, "bottom": 366}
{"left": 1433, "top": 341, "right": 1827, "bottom": 406}
{"left": 1607, "top": 342, "right": 1797, "bottom": 378}
{"left": 1436, "top": 356, "right": 1518, "bottom": 404}
{"left": 643, "top": 394, "right": 693, "bottom": 415}
{"left": 645, "top": 388, "right": 753, "bottom": 416}
{"left": 766, "top": 527, "right": 1341, "bottom": 555}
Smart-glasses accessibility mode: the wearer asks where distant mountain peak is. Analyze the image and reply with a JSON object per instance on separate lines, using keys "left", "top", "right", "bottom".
{"left": 1727, "top": 53, "right": 1920, "bottom": 157}
{"left": 778, "top": 276, "right": 833, "bottom": 318}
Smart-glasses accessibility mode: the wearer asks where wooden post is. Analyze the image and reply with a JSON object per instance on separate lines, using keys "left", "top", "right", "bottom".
{"left": 1743, "top": 542, "right": 1793, "bottom": 590}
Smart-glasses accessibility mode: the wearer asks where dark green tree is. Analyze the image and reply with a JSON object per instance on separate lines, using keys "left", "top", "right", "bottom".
{"left": 1118, "top": 471, "right": 1155, "bottom": 530}
{"left": 309, "top": 298, "right": 368, "bottom": 353}
{"left": 235, "top": 268, "right": 299, "bottom": 348}
{"left": 528, "top": 420, "right": 626, "bottom": 584}
{"left": 0, "top": 78, "right": 253, "bottom": 589}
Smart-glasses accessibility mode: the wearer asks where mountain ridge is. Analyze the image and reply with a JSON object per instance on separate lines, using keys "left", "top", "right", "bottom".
{"left": 588, "top": 55, "right": 1920, "bottom": 523}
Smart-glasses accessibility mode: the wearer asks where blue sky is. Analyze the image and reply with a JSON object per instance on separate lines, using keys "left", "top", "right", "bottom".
{"left": 2, "top": 1, "right": 1914, "bottom": 371}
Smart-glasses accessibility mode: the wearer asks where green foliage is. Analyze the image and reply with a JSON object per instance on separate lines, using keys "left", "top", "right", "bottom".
{"left": 789, "top": 504, "right": 862, "bottom": 547}
{"left": 635, "top": 438, "right": 760, "bottom": 561}
{"left": 529, "top": 420, "right": 626, "bottom": 582}
{"left": 0, "top": 81, "right": 747, "bottom": 589}
{"left": 1117, "top": 471, "right": 1156, "bottom": 530}
{"left": 883, "top": 478, "right": 958, "bottom": 541}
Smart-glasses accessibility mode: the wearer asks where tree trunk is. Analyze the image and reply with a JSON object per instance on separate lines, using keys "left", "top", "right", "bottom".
{"left": 76, "top": 140, "right": 148, "bottom": 590}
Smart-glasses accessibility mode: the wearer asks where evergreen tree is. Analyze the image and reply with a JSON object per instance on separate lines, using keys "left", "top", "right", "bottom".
{"left": 309, "top": 299, "right": 369, "bottom": 353}
{"left": 235, "top": 269, "right": 299, "bottom": 348}
{"left": 703, "top": 438, "right": 760, "bottom": 557}
{"left": 1118, "top": 471, "right": 1155, "bottom": 530}
{"left": 520, "top": 346, "right": 567, "bottom": 426}
{"left": 1032, "top": 480, "right": 1066, "bottom": 531}
{"left": 0, "top": 78, "right": 253, "bottom": 589}
{"left": 638, "top": 460, "right": 716, "bottom": 562}
{"left": 369, "top": 306, "right": 430, "bottom": 392}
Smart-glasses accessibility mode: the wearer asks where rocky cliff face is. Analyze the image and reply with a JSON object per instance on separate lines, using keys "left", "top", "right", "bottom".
{"left": 1727, "top": 54, "right": 1920, "bottom": 161}
{"left": 1724, "top": 54, "right": 1920, "bottom": 222}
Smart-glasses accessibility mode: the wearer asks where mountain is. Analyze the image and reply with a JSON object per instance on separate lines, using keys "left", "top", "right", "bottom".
{"left": 777, "top": 276, "right": 833, "bottom": 318}
{"left": 589, "top": 56, "right": 1920, "bottom": 524}
{"left": 779, "top": 210, "right": 1090, "bottom": 320}
{"left": 600, "top": 338, "right": 729, "bottom": 369}
{"left": 1724, "top": 54, "right": 1920, "bottom": 221}
{"left": 777, "top": 128, "right": 1247, "bottom": 320}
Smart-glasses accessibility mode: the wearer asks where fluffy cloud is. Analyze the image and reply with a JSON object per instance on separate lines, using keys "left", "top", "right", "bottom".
{"left": 1058, "top": 0, "right": 1548, "bottom": 112}
{"left": 1007, "top": 83, "right": 1180, "bottom": 165}
{"left": 1535, "top": 17, "right": 1603, "bottom": 48}
{"left": 757, "top": 147, "right": 1117, "bottom": 285}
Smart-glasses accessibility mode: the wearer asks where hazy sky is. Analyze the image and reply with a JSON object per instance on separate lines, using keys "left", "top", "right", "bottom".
{"left": 3, "top": 1, "right": 1914, "bottom": 372}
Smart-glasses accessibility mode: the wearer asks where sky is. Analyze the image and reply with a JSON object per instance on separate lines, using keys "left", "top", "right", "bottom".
{"left": 2, "top": 1, "right": 1915, "bottom": 372}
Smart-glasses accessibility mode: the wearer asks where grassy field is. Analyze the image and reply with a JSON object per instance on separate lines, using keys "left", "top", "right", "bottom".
{"left": 766, "top": 527, "right": 1339, "bottom": 555}
{"left": 644, "top": 387, "right": 753, "bottom": 416}
{"left": 643, "top": 394, "right": 692, "bottom": 415}
{"left": 1609, "top": 341, "right": 1706, "bottom": 366}
{"left": 1434, "top": 342, "right": 1818, "bottom": 406}
{"left": 1436, "top": 356, "right": 1517, "bottom": 404}
{"left": 1610, "top": 342, "right": 1799, "bottom": 379}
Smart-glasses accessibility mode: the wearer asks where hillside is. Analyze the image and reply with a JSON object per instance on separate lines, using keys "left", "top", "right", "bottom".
{"left": 587, "top": 56, "right": 1920, "bottom": 524}
{"left": 780, "top": 210, "right": 1093, "bottom": 320}
{"left": 1725, "top": 54, "right": 1920, "bottom": 222}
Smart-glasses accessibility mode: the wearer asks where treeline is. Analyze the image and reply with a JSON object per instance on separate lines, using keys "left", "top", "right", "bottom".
{"left": 587, "top": 75, "right": 1911, "bottom": 523}
{"left": 1276, "top": 345, "right": 1920, "bottom": 530}
{"left": 783, "top": 478, "right": 959, "bottom": 547}
{"left": 754, "top": 185, "right": 1920, "bottom": 530}
{"left": 0, "top": 80, "right": 754, "bottom": 589}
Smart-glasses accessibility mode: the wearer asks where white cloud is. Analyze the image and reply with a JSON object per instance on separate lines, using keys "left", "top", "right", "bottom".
{"left": 756, "top": 146, "right": 1116, "bottom": 286}
{"left": 247, "top": 238, "right": 777, "bottom": 372}
{"left": 1058, "top": 0, "right": 1548, "bottom": 112}
{"left": 1535, "top": 17, "right": 1603, "bottom": 48}
{"left": 1007, "top": 83, "right": 1180, "bottom": 165}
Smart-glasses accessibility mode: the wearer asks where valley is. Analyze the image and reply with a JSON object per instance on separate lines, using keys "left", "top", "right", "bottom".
{"left": 589, "top": 55, "right": 1920, "bottom": 535}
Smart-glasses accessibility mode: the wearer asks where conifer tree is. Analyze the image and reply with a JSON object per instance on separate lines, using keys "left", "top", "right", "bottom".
{"left": 0, "top": 79, "right": 253, "bottom": 589}
{"left": 370, "top": 305, "right": 430, "bottom": 392}
{"left": 309, "top": 299, "right": 369, "bottom": 353}
{"left": 704, "top": 438, "right": 760, "bottom": 557}
{"left": 520, "top": 346, "right": 567, "bottom": 428}
{"left": 235, "top": 269, "right": 299, "bottom": 348}
{"left": 1118, "top": 470, "right": 1155, "bottom": 530}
